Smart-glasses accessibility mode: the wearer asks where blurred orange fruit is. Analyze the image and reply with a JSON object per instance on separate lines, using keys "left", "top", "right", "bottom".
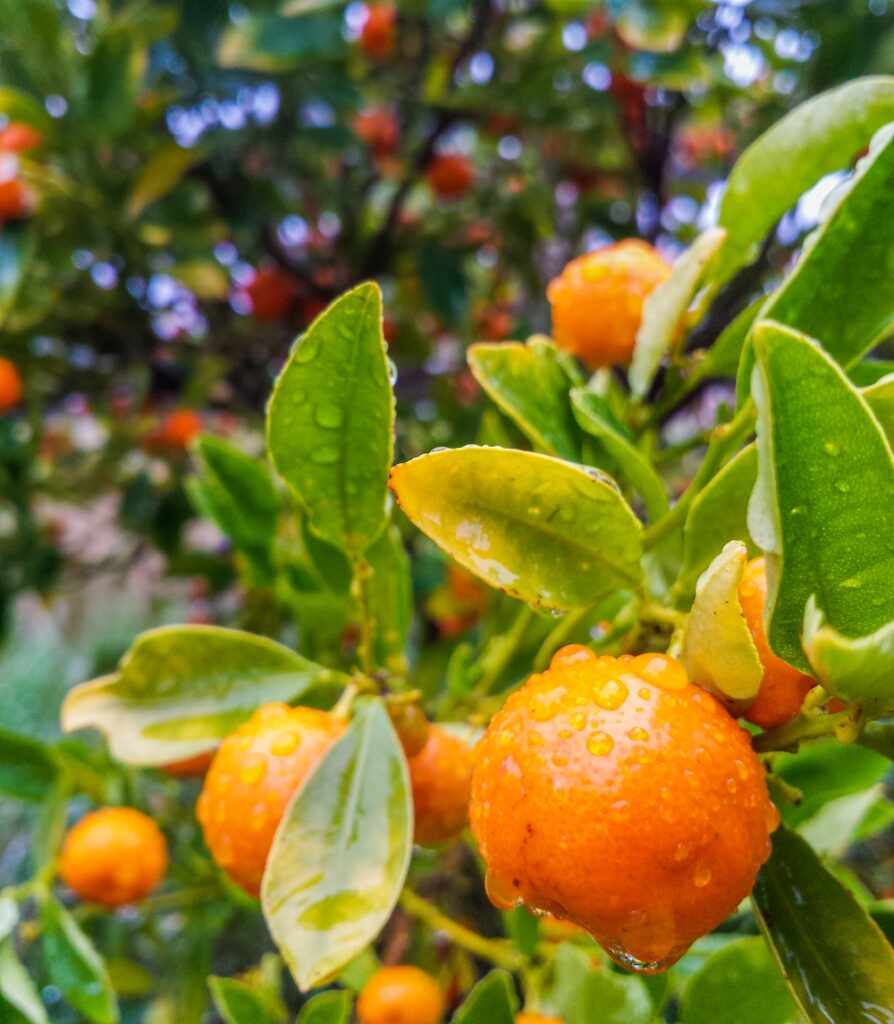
{"left": 360, "top": 4, "right": 397, "bottom": 59}
{"left": 59, "top": 808, "right": 168, "bottom": 907}
{"left": 357, "top": 966, "right": 444, "bottom": 1024}
{"left": 0, "top": 123, "right": 43, "bottom": 152}
{"left": 547, "top": 240, "right": 670, "bottom": 369}
{"left": 470, "top": 646, "right": 777, "bottom": 972}
{"left": 355, "top": 108, "right": 400, "bottom": 157}
{"left": 159, "top": 408, "right": 202, "bottom": 449}
{"left": 517, "top": 1014, "right": 563, "bottom": 1024}
{"left": 738, "top": 557, "right": 815, "bottom": 729}
{"left": 197, "top": 703, "right": 344, "bottom": 896}
{"left": 0, "top": 357, "right": 22, "bottom": 412}
{"left": 426, "top": 154, "right": 474, "bottom": 199}
{"left": 244, "top": 266, "right": 297, "bottom": 322}
{"left": 407, "top": 725, "right": 473, "bottom": 845}
{"left": 161, "top": 751, "right": 215, "bottom": 778}
{"left": 0, "top": 178, "right": 32, "bottom": 221}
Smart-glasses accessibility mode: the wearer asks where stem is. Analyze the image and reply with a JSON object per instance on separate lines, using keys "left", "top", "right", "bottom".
{"left": 351, "top": 554, "right": 377, "bottom": 678}
{"left": 639, "top": 601, "right": 687, "bottom": 630}
{"left": 533, "top": 607, "right": 591, "bottom": 672}
{"left": 752, "top": 710, "right": 848, "bottom": 754}
{"left": 643, "top": 399, "right": 755, "bottom": 550}
{"left": 399, "top": 888, "right": 525, "bottom": 972}
{"left": 476, "top": 605, "right": 536, "bottom": 695}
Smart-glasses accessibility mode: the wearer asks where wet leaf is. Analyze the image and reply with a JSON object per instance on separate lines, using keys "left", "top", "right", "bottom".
{"left": 753, "top": 826, "right": 894, "bottom": 1022}
{"left": 681, "top": 936, "right": 798, "bottom": 1024}
{"left": 362, "top": 525, "right": 412, "bottom": 671}
{"left": 748, "top": 321, "right": 894, "bottom": 670}
{"left": 295, "top": 990, "right": 351, "bottom": 1024}
{"left": 715, "top": 76, "right": 894, "bottom": 284}
{"left": 267, "top": 283, "right": 393, "bottom": 557}
{"left": 208, "top": 977, "right": 281, "bottom": 1024}
{"left": 468, "top": 337, "right": 581, "bottom": 461}
{"left": 452, "top": 970, "right": 517, "bottom": 1024}
{"left": 630, "top": 227, "right": 726, "bottom": 397}
{"left": 262, "top": 699, "right": 412, "bottom": 991}
{"left": 553, "top": 943, "right": 652, "bottom": 1024}
{"left": 389, "top": 446, "right": 643, "bottom": 611}
{"left": 40, "top": 895, "right": 118, "bottom": 1024}
{"left": 61, "top": 626, "right": 346, "bottom": 766}
{"left": 863, "top": 373, "right": 894, "bottom": 447}
{"left": 682, "top": 541, "right": 762, "bottom": 712}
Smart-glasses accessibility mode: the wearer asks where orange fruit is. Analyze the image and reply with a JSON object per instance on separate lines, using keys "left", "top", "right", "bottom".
{"left": 470, "top": 646, "right": 777, "bottom": 972}
{"left": 738, "top": 557, "right": 814, "bottom": 730}
{"left": 159, "top": 408, "right": 202, "bottom": 449}
{"left": 355, "top": 108, "right": 400, "bottom": 157}
{"left": 360, "top": 4, "right": 397, "bottom": 60}
{"left": 0, "top": 123, "right": 43, "bottom": 152}
{"left": 0, "top": 357, "right": 22, "bottom": 412}
{"left": 517, "top": 1015, "right": 563, "bottom": 1024}
{"left": 0, "top": 178, "right": 32, "bottom": 221}
{"left": 59, "top": 808, "right": 168, "bottom": 907}
{"left": 197, "top": 703, "right": 344, "bottom": 896}
{"left": 547, "top": 241, "right": 671, "bottom": 369}
{"left": 244, "top": 266, "right": 297, "bottom": 322}
{"left": 407, "top": 725, "right": 474, "bottom": 846}
{"left": 389, "top": 701, "right": 431, "bottom": 758}
{"left": 425, "top": 154, "right": 474, "bottom": 199}
{"left": 161, "top": 751, "right": 215, "bottom": 778}
{"left": 357, "top": 966, "right": 444, "bottom": 1024}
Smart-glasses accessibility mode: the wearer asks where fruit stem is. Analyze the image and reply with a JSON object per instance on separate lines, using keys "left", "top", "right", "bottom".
{"left": 398, "top": 887, "right": 526, "bottom": 972}
{"left": 639, "top": 601, "right": 688, "bottom": 630}
{"left": 643, "top": 399, "right": 755, "bottom": 550}
{"left": 752, "top": 710, "right": 849, "bottom": 753}
{"left": 476, "top": 604, "right": 537, "bottom": 695}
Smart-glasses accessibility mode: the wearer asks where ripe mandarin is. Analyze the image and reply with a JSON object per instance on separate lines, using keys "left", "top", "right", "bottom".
{"left": 244, "top": 266, "right": 297, "bottom": 322}
{"left": 159, "top": 408, "right": 202, "bottom": 449}
{"left": 161, "top": 750, "right": 215, "bottom": 778}
{"left": 517, "top": 1015, "right": 563, "bottom": 1024}
{"left": 359, "top": 4, "right": 397, "bottom": 60}
{"left": 0, "top": 178, "right": 31, "bottom": 222}
{"left": 425, "top": 154, "right": 474, "bottom": 199}
{"left": 0, "top": 123, "right": 43, "bottom": 152}
{"left": 357, "top": 966, "right": 444, "bottom": 1024}
{"left": 0, "top": 357, "right": 22, "bottom": 412}
{"left": 407, "top": 725, "right": 474, "bottom": 845}
{"left": 470, "top": 646, "right": 778, "bottom": 972}
{"left": 59, "top": 807, "right": 168, "bottom": 907}
{"left": 738, "top": 557, "right": 814, "bottom": 730}
{"left": 547, "top": 240, "right": 671, "bottom": 369}
{"left": 197, "top": 702, "right": 343, "bottom": 896}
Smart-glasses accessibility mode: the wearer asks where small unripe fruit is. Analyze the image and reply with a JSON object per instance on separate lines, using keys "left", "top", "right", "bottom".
{"left": 425, "top": 154, "right": 474, "bottom": 199}
{"left": 357, "top": 966, "right": 444, "bottom": 1024}
{"left": 59, "top": 808, "right": 168, "bottom": 907}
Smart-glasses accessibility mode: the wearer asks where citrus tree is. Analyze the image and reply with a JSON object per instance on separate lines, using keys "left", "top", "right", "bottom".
{"left": 1, "top": 71, "right": 893, "bottom": 1024}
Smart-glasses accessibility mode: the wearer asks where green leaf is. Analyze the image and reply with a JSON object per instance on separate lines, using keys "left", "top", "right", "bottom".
{"left": 362, "top": 525, "right": 412, "bottom": 671}
{"left": 799, "top": 787, "right": 888, "bottom": 858}
{"left": 680, "top": 936, "right": 798, "bottom": 1024}
{"left": 850, "top": 360, "right": 894, "bottom": 387}
{"left": 0, "top": 900, "right": 18, "bottom": 944}
{"left": 0, "top": 939, "right": 48, "bottom": 1024}
{"left": 452, "top": 970, "right": 518, "bottom": 1024}
{"left": 863, "top": 373, "right": 894, "bottom": 447}
{"left": 262, "top": 699, "right": 412, "bottom": 992}
{"left": 869, "top": 902, "right": 894, "bottom": 947}
{"left": 860, "top": 721, "right": 894, "bottom": 763}
{"left": 188, "top": 435, "right": 280, "bottom": 572}
{"left": 696, "top": 299, "right": 762, "bottom": 381}
{"left": 217, "top": 12, "right": 346, "bottom": 70}
{"left": 61, "top": 626, "right": 346, "bottom": 766}
{"left": 715, "top": 76, "right": 894, "bottom": 284}
{"left": 758, "top": 125, "right": 894, "bottom": 368}
{"left": 681, "top": 541, "right": 762, "bottom": 713}
{"left": 126, "top": 144, "right": 203, "bottom": 220}
{"left": 468, "top": 338, "right": 581, "bottom": 461}
{"left": 0, "top": 729, "right": 59, "bottom": 802}
{"left": 295, "top": 991, "right": 351, "bottom": 1024}
{"left": 753, "top": 825, "right": 894, "bottom": 1022}
{"left": 802, "top": 601, "right": 894, "bottom": 716}
{"left": 570, "top": 388, "right": 669, "bottom": 520}
{"left": 553, "top": 943, "right": 653, "bottom": 1024}
{"left": 675, "top": 445, "right": 756, "bottom": 604}
{"left": 749, "top": 321, "right": 894, "bottom": 670}
{"left": 208, "top": 977, "right": 281, "bottom": 1024}
{"left": 40, "top": 895, "right": 118, "bottom": 1024}
{"left": 267, "top": 283, "right": 394, "bottom": 557}
{"left": 389, "top": 446, "right": 643, "bottom": 611}
{"left": 0, "top": 87, "right": 52, "bottom": 132}
{"left": 630, "top": 227, "right": 726, "bottom": 397}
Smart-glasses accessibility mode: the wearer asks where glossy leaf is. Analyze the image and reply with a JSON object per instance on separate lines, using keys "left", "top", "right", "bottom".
{"left": 40, "top": 895, "right": 118, "bottom": 1024}
{"left": 697, "top": 299, "right": 762, "bottom": 381}
{"left": 61, "top": 626, "right": 346, "bottom": 766}
{"left": 389, "top": 446, "right": 643, "bottom": 611}
{"left": 295, "top": 991, "right": 351, "bottom": 1024}
{"left": 850, "top": 360, "right": 894, "bottom": 387}
{"left": 759, "top": 125, "right": 894, "bottom": 368}
{"left": 748, "top": 322, "right": 894, "bottom": 670}
{"left": 682, "top": 541, "right": 762, "bottom": 712}
{"left": 468, "top": 337, "right": 581, "bottom": 461}
{"left": 262, "top": 699, "right": 412, "bottom": 991}
{"left": 0, "top": 939, "right": 48, "bottom": 1024}
{"left": 869, "top": 902, "right": 894, "bottom": 947}
{"left": 570, "top": 388, "right": 669, "bottom": 521}
{"left": 0, "top": 729, "right": 59, "bottom": 802}
{"left": 715, "top": 76, "right": 894, "bottom": 283}
{"left": 267, "top": 283, "right": 393, "bottom": 556}
{"left": 675, "top": 445, "right": 756, "bottom": 604}
{"left": 208, "top": 977, "right": 281, "bottom": 1024}
{"left": 799, "top": 787, "right": 887, "bottom": 858}
{"left": 863, "top": 374, "right": 894, "bottom": 447}
{"left": 452, "top": 970, "right": 517, "bottom": 1024}
{"left": 361, "top": 525, "right": 412, "bottom": 671}
{"left": 753, "top": 826, "right": 894, "bottom": 1022}
{"left": 553, "top": 943, "right": 653, "bottom": 1024}
{"left": 681, "top": 936, "right": 798, "bottom": 1024}
{"left": 126, "top": 144, "right": 202, "bottom": 219}
{"left": 630, "top": 227, "right": 726, "bottom": 397}
{"left": 802, "top": 601, "right": 894, "bottom": 716}
{"left": 188, "top": 435, "right": 280, "bottom": 572}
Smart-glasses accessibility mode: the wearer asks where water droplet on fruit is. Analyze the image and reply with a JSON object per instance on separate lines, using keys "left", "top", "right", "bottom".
{"left": 595, "top": 679, "right": 628, "bottom": 710}
{"left": 627, "top": 726, "right": 649, "bottom": 742}
{"left": 569, "top": 711, "right": 587, "bottom": 731}
{"left": 239, "top": 756, "right": 267, "bottom": 785}
{"left": 528, "top": 695, "right": 560, "bottom": 722}
{"left": 587, "top": 731, "right": 614, "bottom": 756}
{"left": 484, "top": 869, "right": 523, "bottom": 910}
{"left": 606, "top": 943, "right": 671, "bottom": 974}
{"left": 272, "top": 732, "right": 300, "bottom": 756}
{"left": 693, "top": 863, "right": 712, "bottom": 887}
